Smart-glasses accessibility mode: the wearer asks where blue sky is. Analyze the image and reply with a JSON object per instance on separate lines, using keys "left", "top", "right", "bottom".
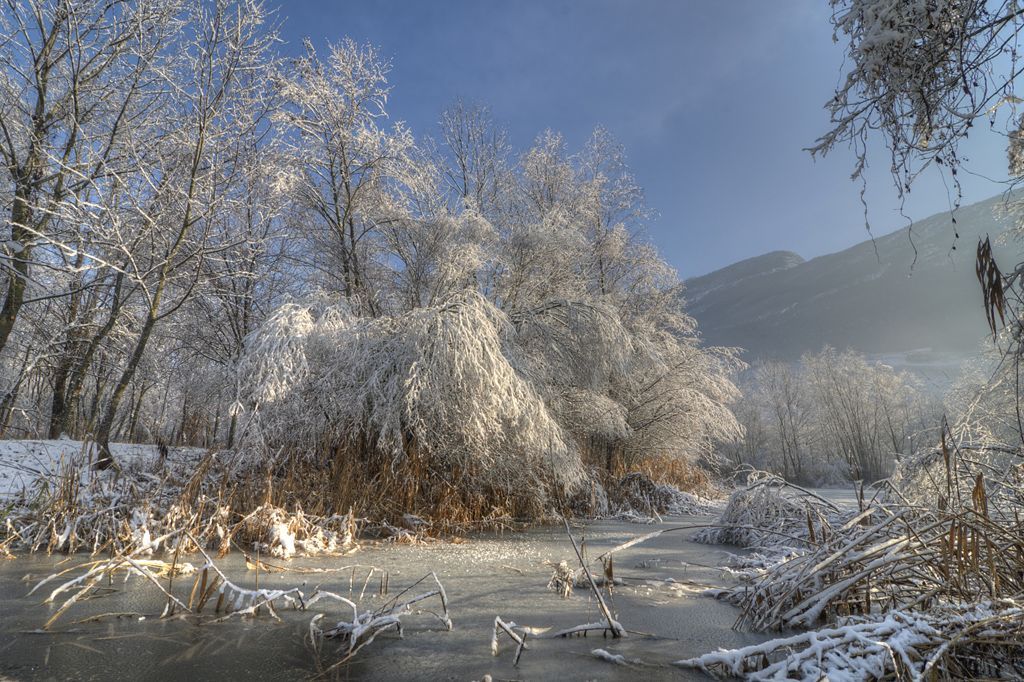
{"left": 279, "top": 0, "right": 1011, "bottom": 278}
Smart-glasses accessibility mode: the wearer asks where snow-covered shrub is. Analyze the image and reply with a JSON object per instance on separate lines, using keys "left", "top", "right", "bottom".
{"left": 607, "top": 472, "right": 712, "bottom": 518}
{"left": 694, "top": 471, "right": 836, "bottom": 548}
{"left": 236, "top": 504, "right": 355, "bottom": 558}
{"left": 239, "top": 292, "right": 581, "bottom": 521}
{"left": 564, "top": 473, "right": 611, "bottom": 518}
{"left": 702, "top": 439, "right": 1024, "bottom": 636}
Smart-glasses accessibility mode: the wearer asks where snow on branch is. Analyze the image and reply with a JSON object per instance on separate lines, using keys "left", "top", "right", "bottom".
{"left": 240, "top": 292, "right": 581, "bottom": 503}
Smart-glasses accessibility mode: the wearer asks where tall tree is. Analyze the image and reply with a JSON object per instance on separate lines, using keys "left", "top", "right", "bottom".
{"left": 0, "top": 0, "right": 180, "bottom": 357}
{"left": 274, "top": 38, "right": 412, "bottom": 315}
{"left": 93, "top": 0, "right": 276, "bottom": 467}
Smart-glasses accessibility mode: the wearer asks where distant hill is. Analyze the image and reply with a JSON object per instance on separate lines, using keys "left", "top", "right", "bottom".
{"left": 684, "top": 194, "right": 1017, "bottom": 382}
{"left": 686, "top": 250, "right": 806, "bottom": 307}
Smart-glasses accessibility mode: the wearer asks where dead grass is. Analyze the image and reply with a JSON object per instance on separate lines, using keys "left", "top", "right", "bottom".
{"left": 1, "top": 449, "right": 359, "bottom": 557}
{"left": 284, "top": 444, "right": 547, "bottom": 534}
{"left": 1, "top": 435, "right": 725, "bottom": 559}
{"left": 625, "top": 452, "right": 716, "bottom": 498}
{"left": 691, "top": 434, "right": 1024, "bottom": 679}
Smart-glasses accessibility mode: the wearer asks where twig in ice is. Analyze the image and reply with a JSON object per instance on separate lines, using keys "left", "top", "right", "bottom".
{"left": 491, "top": 616, "right": 528, "bottom": 665}
{"left": 562, "top": 516, "right": 624, "bottom": 638}
{"left": 310, "top": 571, "right": 453, "bottom": 674}
{"left": 591, "top": 648, "right": 646, "bottom": 667}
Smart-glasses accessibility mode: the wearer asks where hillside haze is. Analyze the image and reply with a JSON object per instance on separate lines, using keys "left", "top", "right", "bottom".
{"left": 684, "top": 195, "right": 1015, "bottom": 379}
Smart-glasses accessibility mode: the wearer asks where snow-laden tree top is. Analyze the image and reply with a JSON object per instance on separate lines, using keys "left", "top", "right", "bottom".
{"left": 814, "top": 0, "right": 1024, "bottom": 204}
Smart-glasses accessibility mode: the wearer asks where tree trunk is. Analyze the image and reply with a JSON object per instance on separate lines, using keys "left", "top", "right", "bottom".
{"left": 0, "top": 190, "right": 34, "bottom": 355}
{"left": 127, "top": 383, "right": 150, "bottom": 442}
{"left": 48, "top": 360, "right": 71, "bottom": 439}
{"left": 60, "top": 273, "right": 125, "bottom": 437}
{"left": 95, "top": 313, "right": 157, "bottom": 469}
{"left": 227, "top": 411, "right": 238, "bottom": 449}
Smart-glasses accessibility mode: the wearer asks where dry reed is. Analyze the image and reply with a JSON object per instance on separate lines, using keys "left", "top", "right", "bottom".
{"left": 687, "top": 437, "right": 1024, "bottom": 679}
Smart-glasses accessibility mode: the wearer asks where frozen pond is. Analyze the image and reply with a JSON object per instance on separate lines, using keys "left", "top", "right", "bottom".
{"left": 0, "top": 513, "right": 768, "bottom": 681}
{"left": 808, "top": 486, "right": 867, "bottom": 510}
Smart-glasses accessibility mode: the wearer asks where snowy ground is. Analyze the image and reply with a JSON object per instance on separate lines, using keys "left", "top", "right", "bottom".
{"left": 0, "top": 438, "right": 204, "bottom": 501}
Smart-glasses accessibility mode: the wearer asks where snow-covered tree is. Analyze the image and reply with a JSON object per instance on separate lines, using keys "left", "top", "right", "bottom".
{"left": 0, "top": 0, "right": 183, "bottom": 359}
{"left": 724, "top": 350, "right": 933, "bottom": 484}
{"left": 812, "top": 0, "right": 1024, "bottom": 207}
{"left": 803, "top": 348, "right": 929, "bottom": 482}
{"left": 239, "top": 292, "right": 580, "bottom": 515}
{"left": 230, "top": 112, "right": 743, "bottom": 516}
{"left": 90, "top": 0, "right": 277, "bottom": 467}
{"left": 756, "top": 360, "right": 816, "bottom": 483}
{"left": 438, "top": 100, "right": 513, "bottom": 219}
{"left": 274, "top": 38, "right": 414, "bottom": 315}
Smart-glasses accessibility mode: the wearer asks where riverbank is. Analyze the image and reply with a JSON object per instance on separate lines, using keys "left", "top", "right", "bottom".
{"left": 0, "top": 438, "right": 719, "bottom": 557}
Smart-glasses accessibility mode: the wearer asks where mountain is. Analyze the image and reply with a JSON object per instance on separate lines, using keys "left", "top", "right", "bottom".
{"left": 685, "top": 251, "right": 806, "bottom": 307}
{"left": 684, "top": 194, "right": 1017, "bottom": 380}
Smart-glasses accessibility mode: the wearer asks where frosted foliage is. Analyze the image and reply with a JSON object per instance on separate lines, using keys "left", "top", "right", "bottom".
{"left": 813, "top": 0, "right": 1024, "bottom": 198}
{"left": 241, "top": 304, "right": 318, "bottom": 403}
{"left": 821, "top": 1, "right": 978, "bottom": 152}
{"left": 241, "top": 293, "right": 580, "bottom": 494}
{"left": 623, "top": 329, "right": 742, "bottom": 459}
{"left": 835, "top": 1, "right": 966, "bottom": 97}
{"left": 550, "top": 389, "right": 630, "bottom": 443}
{"left": 383, "top": 157, "right": 498, "bottom": 309}
{"left": 435, "top": 209, "right": 495, "bottom": 288}
{"left": 512, "top": 301, "right": 631, "bottom": 395}
{"left": 508, "top": 299, "right": 740, "bottom": 459}
{"left": 1011, "top": 126, "right": 1024, "bottom": 178}
{"left": 944, "top": 338, "right": 1024, "bottom": 448}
